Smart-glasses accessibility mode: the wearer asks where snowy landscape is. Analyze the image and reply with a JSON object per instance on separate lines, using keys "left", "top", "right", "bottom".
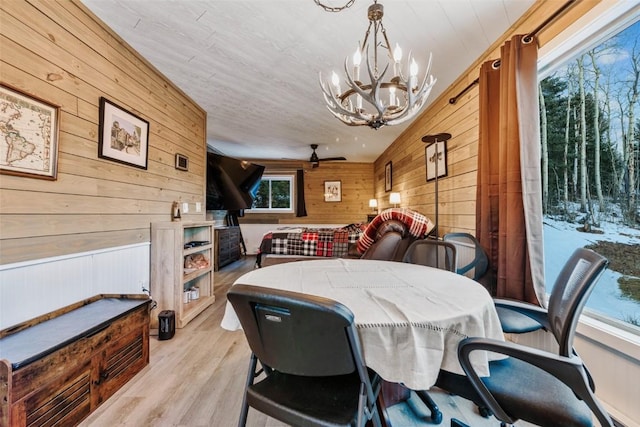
{"left": 543, "top": 216, "right": 640, "bottom": 325}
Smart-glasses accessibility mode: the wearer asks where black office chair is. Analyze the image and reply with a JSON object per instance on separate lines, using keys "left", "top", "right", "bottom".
{"left": 436, "top": 248, "right": 613, "bottom": 426}
{"left": 399, "top": 239, "right": 459, "bottom": 424}
{"left": 442, "top": 232, "right": 489, "bottom": 281}
{"left": 402, "top": 239, "right": 458, "bottom": 272}
{"left": 495, "top": 246, "right": 609, "bottom": 336}
{"left": 227, "top": 284, "right": 383, "bottom": 427}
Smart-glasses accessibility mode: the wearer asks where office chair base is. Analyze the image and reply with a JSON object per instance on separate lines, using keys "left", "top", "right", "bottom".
{"left": 415, "top": 390, "right": 443, "bottom": 424}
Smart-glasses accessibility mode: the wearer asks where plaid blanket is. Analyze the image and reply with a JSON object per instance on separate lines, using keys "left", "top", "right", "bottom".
{"left": 257, "top": 224, "right": 365, "bottom": 266}
{"left": 356, "top": 208, "right": 434, "bottom": 254}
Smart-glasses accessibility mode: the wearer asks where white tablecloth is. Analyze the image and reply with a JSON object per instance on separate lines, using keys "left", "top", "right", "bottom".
{"left": 221, "top": 258, "right": 504, "bottom": 390}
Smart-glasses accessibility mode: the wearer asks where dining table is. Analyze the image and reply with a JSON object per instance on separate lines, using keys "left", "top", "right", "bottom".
{"left": 221, "top": 258, "right": 505, "bottom": 392}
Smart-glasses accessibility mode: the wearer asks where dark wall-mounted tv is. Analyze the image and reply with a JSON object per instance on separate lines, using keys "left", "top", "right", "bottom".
{"left": 206, "top": 151, "right": 265, "bottom": 211}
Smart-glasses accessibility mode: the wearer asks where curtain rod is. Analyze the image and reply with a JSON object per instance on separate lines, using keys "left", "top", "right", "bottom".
{"left": 448, "top": 0, "right": 577, "bottom": 105}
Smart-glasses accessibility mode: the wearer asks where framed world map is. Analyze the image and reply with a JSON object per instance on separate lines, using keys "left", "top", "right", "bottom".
{"left": 0, "top": 84, "right": 59, "bottom": 180}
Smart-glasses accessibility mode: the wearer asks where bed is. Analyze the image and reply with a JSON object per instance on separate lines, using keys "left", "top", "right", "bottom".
{"left": 255, "top": 223, "right": 366, "bottom": 267}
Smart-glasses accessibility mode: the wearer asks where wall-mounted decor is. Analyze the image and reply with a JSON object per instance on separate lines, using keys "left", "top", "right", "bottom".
{"left": 0, "top": 84, "right": 59, "bottom": 180}
{"left": 324, "top": 180, "right": 342, "bottom": 202}
{"left": 385, "top": 161, "right": 392, "bottom": 192}
{"left": 98, "top": 97, "right": 149, "bottom": 169}
{"left": 425, "top": 140, "right": 448, "bottom": 181}
{"left": 175, "top": 153, "right": 189, "bottom": 171}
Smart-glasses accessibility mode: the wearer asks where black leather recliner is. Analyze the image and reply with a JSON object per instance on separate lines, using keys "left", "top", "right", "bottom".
{"left": 359, "top": 219, "right": 417, "bottom": 262}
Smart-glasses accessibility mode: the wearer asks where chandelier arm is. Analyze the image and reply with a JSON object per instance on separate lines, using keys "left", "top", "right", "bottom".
{"left": 342, "top": 55, "right": 384, "bottom": 118}
{"left": 326, "top": 108, "right": 370, "bottom": 126}
{"left": 319, "top": 73, "right": 340, "bottom": 108}
{"left": 364, "top": 54, "right": 389, "bottom": 117}
{"left": 386, "top": 75, "right": 436, "bottom": 125}
{"left": 320, "top": 70, "right": 373, "bottom": 122}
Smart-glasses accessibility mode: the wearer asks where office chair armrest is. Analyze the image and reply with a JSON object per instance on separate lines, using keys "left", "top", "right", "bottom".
{"left": 457, "top": 337, "right": 607, "bottom": 425}
{"left": 493, "top": 298, "right": 551, "bottom": 330}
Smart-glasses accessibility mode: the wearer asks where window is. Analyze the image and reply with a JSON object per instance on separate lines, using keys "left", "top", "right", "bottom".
{"left": 538, "top": 4, "right": 640, "bottom": 329}
{"left": 249, "top": 175, "right": 294, "bottom": 213}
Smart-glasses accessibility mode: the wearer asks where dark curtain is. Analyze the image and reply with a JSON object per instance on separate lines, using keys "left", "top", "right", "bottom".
{"left": 476, "top": 34, "right": 545, "bottom": 306}
{"left": 296, "top": 169, "right": 307, "bottom": 217}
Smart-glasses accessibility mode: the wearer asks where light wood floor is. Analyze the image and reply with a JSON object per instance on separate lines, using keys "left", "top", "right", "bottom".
{"left": 78, "top": 256, "right": 518, "bottom": 427}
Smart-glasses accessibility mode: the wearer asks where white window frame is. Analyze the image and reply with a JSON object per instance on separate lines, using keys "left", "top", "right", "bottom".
{"left": 246, "top": 174, "right": 295, "bottom": 213}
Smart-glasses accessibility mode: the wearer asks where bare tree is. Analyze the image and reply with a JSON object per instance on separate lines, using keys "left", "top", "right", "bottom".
{"left": 577, "top": 55, "right": 588, "bottom": 212}
{"left": 626, "top": 42, "right": 639, "bottom": 222}
{"left": 564, "top": 76, "right": 572, "bottom": 213}
{"left": 602, "top": 70, "right": 620, "bottom": 201}
{"left": 540, "top": 82, "right": 548, "bottom": 214}
{"left": 588, "top": 49, "right": 604, "bottom": 210}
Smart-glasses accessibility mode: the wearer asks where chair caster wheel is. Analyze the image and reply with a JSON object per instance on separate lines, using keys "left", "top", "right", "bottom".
{"left": 431, "top": 409, "right": 443, "bottom": 424}
{"left": 478, "top": 406, "right": 492, "bottom": 418}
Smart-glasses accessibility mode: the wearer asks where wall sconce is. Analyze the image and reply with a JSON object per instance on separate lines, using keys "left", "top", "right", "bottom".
{"left": 369, "top": 198, "right": 378, "bottom": 213}
{"left": 389, "top": 192, "right": 401, "bottom": 208}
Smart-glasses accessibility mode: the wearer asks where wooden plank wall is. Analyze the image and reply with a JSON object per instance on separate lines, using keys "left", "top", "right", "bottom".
{"left": 239, "top": 160, "right": 374, "bottom": 226}
{"left": 0, "top": 0, "right": 207, "bottom": 265}
{"left": 371, "top": 0, "right": 601, "bottom": 237}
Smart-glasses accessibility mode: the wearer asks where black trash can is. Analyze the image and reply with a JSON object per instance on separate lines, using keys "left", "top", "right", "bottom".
{"left": 158, "top": 310, "right": 175, "bottom": 340}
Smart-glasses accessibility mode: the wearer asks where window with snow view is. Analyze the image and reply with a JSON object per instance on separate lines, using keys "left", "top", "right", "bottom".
{"left": 539, "top": 12, "right": 639, "bottom": 329}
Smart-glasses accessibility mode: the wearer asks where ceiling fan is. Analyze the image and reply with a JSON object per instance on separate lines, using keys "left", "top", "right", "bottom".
{"left": 308, "top": 144, "right": 346, "bottom": 168}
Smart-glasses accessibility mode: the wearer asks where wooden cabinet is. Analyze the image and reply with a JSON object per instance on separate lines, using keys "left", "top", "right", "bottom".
{"left": 214, "top": 226, "right": 241, "bottom": 271}
{"left": 151, "top": 221, "right": 215, "bottom": 328}
{"left": 0, "top": 296, "right": 150, "bottom": 427}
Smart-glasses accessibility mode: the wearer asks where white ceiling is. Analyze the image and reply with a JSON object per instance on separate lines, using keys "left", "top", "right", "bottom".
{"left": 81, "top": 0, "right": 535, "bottom": 163}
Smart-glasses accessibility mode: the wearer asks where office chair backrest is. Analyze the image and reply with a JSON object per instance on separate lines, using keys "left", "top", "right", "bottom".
{"left": 402, "top": 239, "right": 458, "bottom": 272}
{"left": 227, "top": 284, "right": 360, "bottom": 376}
{"left": 442, "top": 232, "right": 489, "bottom": 280}
{"left": 547, "top": 248, "right": 608, "bottom": 356}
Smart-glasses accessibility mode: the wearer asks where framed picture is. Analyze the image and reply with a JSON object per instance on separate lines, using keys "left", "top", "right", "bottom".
{"left": 385, "top": 161, "right": 392, "bottom": 192}
{"left": 175, "top": 153, "right": 189, "bottom": 171}
{"left": 98, "top": 97, "right": 149, "bottom": 169}
{"left": 0, "top": 84, "right": 59, "bottom": 180}
{"left": 425, "top": 140, "right": 447, "bottom": 181}
{"left": 324, "top": 180, "right": 341, "bottom": 202}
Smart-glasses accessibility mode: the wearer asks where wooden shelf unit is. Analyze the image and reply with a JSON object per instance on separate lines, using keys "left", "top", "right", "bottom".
{"left": 151, "top": 221, "right": 215, "bottom": 328}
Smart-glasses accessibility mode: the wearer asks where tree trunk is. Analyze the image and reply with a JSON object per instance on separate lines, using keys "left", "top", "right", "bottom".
{"left": 540, "top": 83, "right": 548, "bottom": 214}
{"left": 626, "top": 46, "right": 639, "bottom": 223}
{"left": 564, "top": 79, "right": 572, "bottom": 214}
{"left": 602, "top": 75, "right": 619, "bottom": 201}
{"left": 588, "top": 50, "right": 604, "bottom": 210}
{"left": 578, "top": 55, "right": 588, "bottom": 212}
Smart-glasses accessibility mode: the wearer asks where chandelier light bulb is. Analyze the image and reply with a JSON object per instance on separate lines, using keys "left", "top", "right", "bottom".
{"left": 331, "top": 71, "right": 341, "bottom": 92}
{"left": 393, "top": 43, "right": 402, "bottom": 62}
{"left": 410, "top": 57, "right": 419, "bottom": 77}
{"left": 353, "top": 46, "right": 362, "bottom": 67}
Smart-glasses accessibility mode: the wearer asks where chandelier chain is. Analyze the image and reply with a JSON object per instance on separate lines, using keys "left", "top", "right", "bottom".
{"left": 313, "top": 0, "right": 357, "bottom": 12}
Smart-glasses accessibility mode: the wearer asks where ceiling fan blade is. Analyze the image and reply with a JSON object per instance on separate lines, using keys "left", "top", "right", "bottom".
{"left": 318, "top": 157, "right": 347, "bottom": 161}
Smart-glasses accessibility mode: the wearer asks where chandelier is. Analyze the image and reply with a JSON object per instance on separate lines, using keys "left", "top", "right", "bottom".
{"left": 319, "top": 1, "right": 436, "bottom": 129}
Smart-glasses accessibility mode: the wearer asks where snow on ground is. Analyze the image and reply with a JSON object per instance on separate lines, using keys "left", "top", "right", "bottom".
{"left": 543, "top": 216, "right": 640, "bottom": 323}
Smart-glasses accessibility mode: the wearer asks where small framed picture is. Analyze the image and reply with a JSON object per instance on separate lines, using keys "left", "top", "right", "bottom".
{"left": 98, "top": 97, "right": 149, "bottom": 169}
{"left": 385, "top": 161, "right": 392, "bottom": 192}
{"left": 324, "top": 180, "right": 341, "bottom": 202}
{"left": 425, "top": 140, "right": 447, "bottom": 181}
{"left": 175, "top": 153, "right": 189, "bottom": 171}
{"left": 0, "top": 84, "right": 59, "bottom": 180}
